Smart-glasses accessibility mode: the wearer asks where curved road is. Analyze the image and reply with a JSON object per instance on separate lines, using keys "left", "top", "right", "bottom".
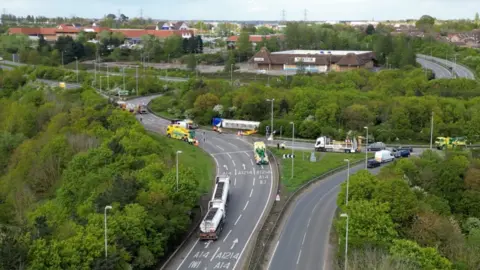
{"left": 36, "top": 81, "right": 275, "bottom": 270}
{"left": 267, "top": 148, "right": 429, "bottom": 270}
{"left": 416, "top": 57, "right": 452, "bottom": 78}
{"left": 417, "top": 54, "right": 475, "bottom": 79}
{"left": 128, "top": 95, "right": 274, "bottom": 270}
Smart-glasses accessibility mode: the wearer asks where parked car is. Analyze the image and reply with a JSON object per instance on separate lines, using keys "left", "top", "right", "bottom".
{"left": 367, "top": 142, "right": 386, "bottom": 152}
{"left": 394, "top": 149, "right": 411, "bottom": 158}
{"left": 367, "top": 159, "right": 381, "bottom": 168}
{"left": 375, "top": 150, "right": 395, "bottom": 163}
{"left": 393, "top": 146, "right": 413, "bottom": 153}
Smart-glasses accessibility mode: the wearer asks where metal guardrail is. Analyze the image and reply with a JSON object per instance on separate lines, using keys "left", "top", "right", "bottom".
{"left": 247, "top": 158, "right": 365, "bottom": 270}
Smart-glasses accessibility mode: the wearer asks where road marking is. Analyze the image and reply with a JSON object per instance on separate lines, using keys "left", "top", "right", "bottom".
{"left": 253, "top": 177, "right": 255, "bottom": 186}
{"left": 211, "top": 150, "right": 253, "bottom": 156}
{"left": 223, "top": 230, "right": 232, "bottom": 243}
{"left": 210, "top": 154, "right": 220, "bottom": 174}
{"left": 261, "top": 165, "right": 264, "bottom": 169}
{"left": 249, "top": 189, "right": 253, "bottom": 197}
{"left": 205, "top": 240, "right": 212, "bottom": 249}
{"left": 227, "top": 153, "right": 232, "bottom": 158}
{"left": 243, "top": 201, "right": 249, "bottom": 211}
{"left": 223, "top": 164, "right": 228, "bottom": 171}
{"left": 307, "top": 217, "right": 312, "bottom": 228}
{"left": 232, "top": 156, "right": 274, "bottom": 270}
{"left": 267, "top": 241, "right": 280, "bottom": 270}
{"left": 296, "top": 249, "right": 302, "bottom": 265}
{"left": 175, "top": 238, "right": 200, "bottom": 270}
{"left": 210, "top": 247, "right": 220, "bottom": 262}
{"left": 234, "top": 178, "right": 237, "bottom": 186}
{"left": 216, "top": 145, "right": 225, "bottom": 151}
{"left": 242, "top": 164, "right": 246, "bottom": 170}
{"left": 244, "top": 152, "right": 250, "bottom": 157}
{"left": 228, "top": 142, "right": 238, "bottom": 149}
{"left": 234, "top": 214, "right": 242, "bottom": 225}
{"left": 250, "top": 160, "right": 253, "bottom": 165}
{"left": 232, "top": 160, "right": 236, "bottom": 166}
{"left": 302, "top": 232, "right": 307, "bottom": 246}
{"left": 230, "top": 238, "right": 238, "bottom": 249}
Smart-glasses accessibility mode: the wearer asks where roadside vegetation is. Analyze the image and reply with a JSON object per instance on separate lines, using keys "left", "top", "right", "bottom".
{"left": 0, "top": 69, "right": 213, "bottom": 269}
{"left": 270, "top": 148, "right": 371, "bottom": 191}
{"left": 334, "top": 150, "right": 480, "bottom": 269}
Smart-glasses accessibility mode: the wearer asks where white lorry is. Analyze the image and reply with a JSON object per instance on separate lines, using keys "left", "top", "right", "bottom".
{"left": 314, "top": 136, "right": 358, "bottom": 153}
{"left": 199, "top": 175, "right": 230, "bottom": 240}
{"left": 374, "top": 150, "right": 395, "bottom": 163}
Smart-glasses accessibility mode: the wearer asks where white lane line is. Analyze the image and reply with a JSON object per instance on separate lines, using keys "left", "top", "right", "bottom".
{"left": 302, "top": 232, "right": 307, "bottom": 246}
{"left": 232, "top": 160, "right": 236, "bottom": 166}
{"left": 244, "top": 152, "right": 250, "bottom": 157}
{"left": 234, "top": 178, "right": 237, "bottom": 186}
{"left": 223, "top": 230, "right": 232, "bottom": 243}
{"left": 234, "top": 214, "right": 242, "bottom": 225}
{"left": 227, "top": 153, "right": 232, "bottom": 158}
{"left": 307, "top": 217, "right": 312, "bottom": 228}
{"left": 296, "top": 249, "right": 302, "bottom": 265}
{"left": 210, "top": 154, "right": 220, "bottom": 174}
{"left": 233, "top": 159, "right": 274, "bottom": 270}
{"left": 267, "top": 241, "right": 280, "bottom": 270}
{"left": 250, "top": 159, "right": 253, "bottom": 165}
{"left": 253, "top": 177, "right": 255, "bottom": 186}
{"left": 249, "top": 189, "right": 253, "bottom": 197}
{"left": 210, "top": 247, "right": 220, "bottom": 262}
{"left": 228, "top": 142, "right": 238, "bottom": 148}
{"left": 211, "top": 150, "right": 253, "bottom": 156}
{"left": 175, "top": 239, "right": 200, "bottom": 270}
{"left": 216, "top": 145, "right": 225, "bottom": 151}
{"left": 223, "top": 164, "right": 229, "bottom": 171}
{"left": 243, "top": 201, "right": 249, "bottom": 211}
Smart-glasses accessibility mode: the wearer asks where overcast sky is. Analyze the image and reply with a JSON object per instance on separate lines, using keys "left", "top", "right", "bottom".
{"left": 3, "top": 0, "right": 479, "bottom": 21}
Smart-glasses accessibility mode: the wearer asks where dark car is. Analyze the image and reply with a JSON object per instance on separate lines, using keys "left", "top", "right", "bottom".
{"left": 367, "top": 159, "right": 381, "bottom": 168}
{"left": 367, "top": 142, "right": 386, "bottom": 152}
{"left": 393, "top": 146, "right": 413, "bottom": 153}
{"left": 394, "top": 149, "right": 411, "bottom": 158}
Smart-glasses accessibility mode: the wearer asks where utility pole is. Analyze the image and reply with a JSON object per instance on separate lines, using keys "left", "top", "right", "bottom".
{"left": 281, "top": 9, "right": 286, "bottom": 23}
{"left": 304, "top": 9, "right": 308, "bottom": 22}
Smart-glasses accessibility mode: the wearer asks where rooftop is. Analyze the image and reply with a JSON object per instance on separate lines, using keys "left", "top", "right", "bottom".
{"left": 271, "top": 50, "right": 373, "bottom": 56}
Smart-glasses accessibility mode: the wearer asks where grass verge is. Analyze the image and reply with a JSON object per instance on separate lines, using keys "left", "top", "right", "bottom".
{"left": 270, "top": 148, "right": 373, "bottom": 191}
{"left": 148, "top": 131, "right": 214, "bottom": 193}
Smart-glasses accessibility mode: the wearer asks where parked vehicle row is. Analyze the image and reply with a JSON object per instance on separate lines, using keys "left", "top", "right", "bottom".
{"left": 367, "top": 148, "right": 411, "bottom": 169}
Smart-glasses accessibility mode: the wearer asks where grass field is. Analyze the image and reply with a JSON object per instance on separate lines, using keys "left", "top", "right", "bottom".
{"left": 148, "top": 132, "right": 214, "bottom": 194}
{"left": 270, "top": 148, "right": 373, "bottom": 191}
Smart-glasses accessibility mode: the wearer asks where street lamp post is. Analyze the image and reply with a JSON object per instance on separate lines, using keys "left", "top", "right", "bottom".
{"left": 94, "top": 60, "right": 97, "bottom": 84}
{"left": 106, "top": 65, "right": 110, "bottom": 90}
{"left": 122, "top": 67, "right": 126, "bottom": 91}
{"left": 364, "top": 126, "right": 368, "bottom": 169}
{"left": 290, "top": 122, "right": 295, "bottom": 179}
{"left": 340, "top": 213, "right": 349, "bottom": 270}
{"left": 230, "top": 64, "right": 234, "bottom": 87}
{"left": 136, "top": 66, "right": 139, "bottom": 96}
{"left": 266, "top": 98, "right": 275, "bottom": 138}
{"left": 430, "top": 111, "right": 434, "bottom": 149}
{"left": 344, "top": 159, "right": 350, "bottom": 205}
{"left": 75, "top": 57, "right": 78, "bottom": 83}
{"left": 61, "top": 51, "right": 64, "bottom": 68}
{"left": 176, "top": 151, "right": 183, "bottom": 191}
{"left": 104, "top": 205, "right": 113, "bottom": 259}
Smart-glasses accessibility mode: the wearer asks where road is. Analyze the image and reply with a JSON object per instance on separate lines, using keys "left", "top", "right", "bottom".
{"left": 128, "top": 96, "right": 275, "bottom": 270}
{"left": 267, "top": 148, "right": 428, "bottom": 270}
{"left": 416, "top": 57, "right": 453, "bottom": 79}
{"left": 417, "top": 54, "right": 475, "bottom": 79}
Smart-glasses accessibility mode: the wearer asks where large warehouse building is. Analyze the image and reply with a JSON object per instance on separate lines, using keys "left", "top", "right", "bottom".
{"left": 249, "top": 48, "right": 376, "bottom": 73}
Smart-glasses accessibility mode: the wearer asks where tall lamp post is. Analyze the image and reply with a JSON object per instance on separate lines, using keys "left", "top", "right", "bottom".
{"left": 364, "top": 126, "right": 368, "bottom": 169}
{"left": 344, "top": 159, "right": 350, "bottom": 205}
{"left": 122, "top": 67, "right": 126, "bottom": 91}
{"left": 104, "top": 205, "right": 113, "bottom": 258}
{"left": 266, "top": 98, "right": 275, "bottom": 138}
{"left": 290, "top": 122, "right": 295, "bottom": 179}
{"left": 340, "top": 213, "right": 349, "bottom": 270}
{"left": 176, "top": 151, "right": 183, "bottom": 191}
{"left": 430, "top": 111, "right": 434, "bottom": 149}
{"left": 230, "top": 64, "right": 234, "bottom": 87}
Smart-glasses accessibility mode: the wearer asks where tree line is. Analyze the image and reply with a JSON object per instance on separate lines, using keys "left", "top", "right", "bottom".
{"left": 150, "top": 67, "right": 480, "bottom": 143}
{"left": 0, "top": 68, "right": 211, "bottom": 269}
{"left": 335, "top": 150, "right": 480, "bottom": 269}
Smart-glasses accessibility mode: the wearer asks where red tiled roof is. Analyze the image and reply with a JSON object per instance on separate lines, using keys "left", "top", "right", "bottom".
{"left": 8, "top": 27, "right": 57, "bottom": 36}
{"left": 111, "top": 29, "right": 193, "bottom": 39}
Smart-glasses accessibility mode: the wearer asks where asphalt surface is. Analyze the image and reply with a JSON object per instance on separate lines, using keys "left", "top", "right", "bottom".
{"left": 416, "top": 57, "right": 453, "bottom": 79}
{"left": 417, "top": 54, "right": 475, "bottom": 79}
{"left": 120, "top": 96, "right": 275, "bottom": 270}
{"left": 267, "top": 148, "right": 429, "bottom": 270}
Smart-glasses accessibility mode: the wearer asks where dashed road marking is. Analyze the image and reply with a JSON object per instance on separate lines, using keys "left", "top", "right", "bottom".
{"left": 250, "top": 160, "right": 254, "bottom": 165}
{"left": 228, "top": 142, "right": 238, "bottom": 148}
{"left": 244, "top": 152, "right": 250, "bottom": 157}
{"left": 223, "top": 230, "right": 232, "bottom": 243}
{"left": 216, "top": 145, "right": 225, "bottom": 151}
{"left": 296, "top": 249, "right": 302, "bottom": 265}
{"left": 227, "top": 153, "right": 232, "bottom": 158}
{"left": 302, "top": 232, "right": 307, "bottom": 245}
{"left": 234, "top": 178, "right": 237, "bottom": 186}
{"left": 253, "top": 177, "right": 255, "bottom": 186}
{"left": 175, "top": 239, "right": 199, "bottom": 270}
{"left": 249, "top": 189, "right": 253, "bottom": 197}
{"left": 210, "top": 247, "right": 220, "bottom": 262}
{"left": 232, "top": 160, "right": 236, "bottom": 166}
{"left": 234, "top": 214, "right": 242, "bottom": 225}
{"left": 243, "top": 201, "right": 249, "bottom": 211}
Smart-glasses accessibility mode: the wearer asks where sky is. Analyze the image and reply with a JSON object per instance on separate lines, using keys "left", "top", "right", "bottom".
{"left": 2, "top": 0, "right": 479, "bottom": 21}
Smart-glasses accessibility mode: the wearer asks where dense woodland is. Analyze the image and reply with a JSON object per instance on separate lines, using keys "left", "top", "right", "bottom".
{"left": 151, "top": 67, "right": 480, "bottom": 143}
{"left": 0, "top": 69, "right": 208, "bottom": 269}
{"left": 335, "top": 150, "right": 480, "bottom": 269}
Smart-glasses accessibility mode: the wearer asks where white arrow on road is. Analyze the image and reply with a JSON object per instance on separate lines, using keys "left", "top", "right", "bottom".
{"left": 243, "top": 164, "right": 246, "bottom": 170}
{"left": 204, "top": 240, "right": 212, "bottom": 249}
{"left": 231, "top": 238, "right": 238, "bottom": 250}
{"left": 223, "top": 164, "right": 228, "bottom": 171}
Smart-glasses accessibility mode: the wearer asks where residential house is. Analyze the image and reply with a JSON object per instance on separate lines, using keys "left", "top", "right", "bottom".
{"left": 8, "top": 27, "right": 57, "bottom": 41}
{"left": 227, "top": 34, "right": 284, "bottom": 48}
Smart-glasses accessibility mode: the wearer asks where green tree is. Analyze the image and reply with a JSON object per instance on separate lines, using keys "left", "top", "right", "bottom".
{"left": 373, "top": 179, "right": 418, "bottom": 225}
{"left": 416, "top": 15, "right": 436, "bottom": 31}
{"left": 390, "top": 239, "right": 452, "bottom": 269}
{"left": 365, "top": 24, "right": 375, "bottom": 35}
{"left": 237, "top": 30, "right": 252, "bottom": 60}
{"left": 186, "top": 54, "right": 197, "bottom": 71}
{"left": 224, "top": 51, "right": 237, "bottom": 72}
{"left": 338, "top": 170, "right": 379, "bottom": 208}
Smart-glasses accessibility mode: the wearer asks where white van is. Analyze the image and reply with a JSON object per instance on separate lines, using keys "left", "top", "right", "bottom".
{"left": 375, "top": 150, "right": 395, "bottom": 163}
